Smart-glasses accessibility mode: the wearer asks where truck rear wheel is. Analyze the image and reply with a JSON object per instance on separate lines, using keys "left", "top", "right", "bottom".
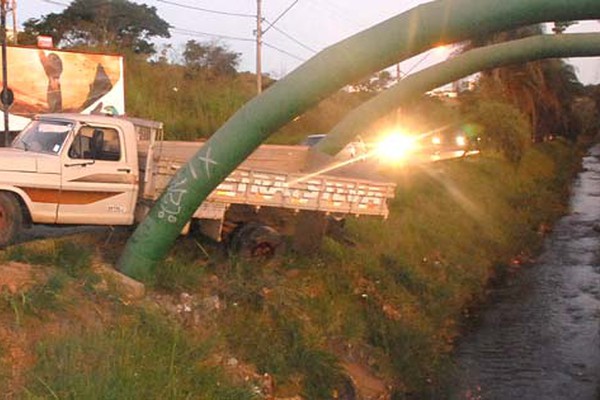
{"left": 230, "top": 223, "right": 285, "bottom": 259}
{"left": 0, "top": 192, "right": 22, "bottom": 248}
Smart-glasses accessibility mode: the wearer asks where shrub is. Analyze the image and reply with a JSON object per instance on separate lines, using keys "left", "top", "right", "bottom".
{"left": 471, "top": 100, "right": 531, "bottom": 163}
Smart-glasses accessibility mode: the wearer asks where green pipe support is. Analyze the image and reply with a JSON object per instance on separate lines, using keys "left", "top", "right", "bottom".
{"left": 315, "top": 33, "right": 600, "bottom": 156}
{"left": 119, "top": 0, "right": 600, "bottom": 280}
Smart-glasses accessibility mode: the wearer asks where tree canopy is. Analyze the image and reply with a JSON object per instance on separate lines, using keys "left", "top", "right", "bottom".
{"left": 462, "top": 24, "right": 584, "bottom": 141}
{"left": 183, "top": 40, "right": 241, "bottom": 77}
{"left": 20, "top": 0, "right": 171, "bottom": 54}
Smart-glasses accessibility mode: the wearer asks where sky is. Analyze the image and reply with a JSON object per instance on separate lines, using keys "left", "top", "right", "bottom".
{"left": 19, "top": 0, "right": 600, "bottom": 85}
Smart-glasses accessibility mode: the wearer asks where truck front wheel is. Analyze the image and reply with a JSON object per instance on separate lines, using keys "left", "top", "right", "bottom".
{"left": 230, "top": 223, "right": 285, "bottom": 259}
{"left": 0, "top": 192, "right": 22, "bottom": 248}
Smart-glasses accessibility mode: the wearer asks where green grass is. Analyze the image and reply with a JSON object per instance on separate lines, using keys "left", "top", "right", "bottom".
{"left": 24, "top": 310, "right": 254, "bottom": 400}
{"left": 221, "top": 305, "right": 347, "bottom": 399}
{"left": 1, "top": 237, "right": 255, "bottom": 399}
{"left": 153, "top": 257, "right": 207, "bottom": 293}
{"left": 2, "top": 140, "right": 578, "bottom": 399}
{"left": 3, "top": 239, "right": 101, "bottom": 311}
{"left": 205, "top": 140, "right": 577, "bottom": 397}
{"left": 0, "top": 272, "right": 68, "bottom": 326}
{"left": 6, "top": 240, "right": 93, "bottom": 278}
{"left": 125, "top": 55, "right": 369, "bottom": 143}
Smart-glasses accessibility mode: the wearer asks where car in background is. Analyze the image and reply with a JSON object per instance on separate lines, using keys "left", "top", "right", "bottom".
{"left": 429, "top": 129, "right": 479, "bottom": 160}
{"left": 300, "top": 134, "right": 326, "bottom": 147}
{"left": 301, "top": 133, "right": 367, "bottom": 160}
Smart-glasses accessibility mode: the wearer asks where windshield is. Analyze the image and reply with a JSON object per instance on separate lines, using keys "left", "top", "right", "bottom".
{"left": 12, "top": 120, "right": 73, "bottom": 155}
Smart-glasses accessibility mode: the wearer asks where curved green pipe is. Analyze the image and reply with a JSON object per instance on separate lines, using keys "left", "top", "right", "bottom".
{"left": 315, "top": 33, "right": 600, "bottom": 156}
{"left": 119, "top": 0, "right": 600, "bottom": 280}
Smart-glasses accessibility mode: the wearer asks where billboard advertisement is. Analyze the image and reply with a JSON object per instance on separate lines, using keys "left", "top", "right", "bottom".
{"left": 0, "top": 46, "right": 125, "bottom": 131}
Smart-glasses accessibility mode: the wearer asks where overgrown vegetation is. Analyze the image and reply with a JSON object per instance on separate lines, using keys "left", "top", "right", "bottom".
{"left": 5, "top": 240, "right": 92, "bottom": 278}
{"left": 0, "top": 240, "right": 96, "bottom": 325}
{"left": 0, "top": 238, "right": 255, "bottom": 399}
{"left": 8, "top": 4, "right": 600, "bottom": 398}
{"left": 27, "top": 311, "right": 254, "bottom": 400}
{"left": 137, "top": 139, "right": 579, "bottom": 398}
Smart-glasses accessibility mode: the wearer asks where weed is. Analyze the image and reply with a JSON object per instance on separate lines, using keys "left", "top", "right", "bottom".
{"left": 9, "top": 140, "right": 577, "bottom": 399}
{"left": 222, "top": 305, "right": 347, "bottom": 399}
{"left": 6, "top": 243, "right": 56, "bottom": 266}
{"left": 23, "top": 274, "right": 68, "bottom": 315}
{"left": 153, "top": 257, "right": 207, "bottom": 293}
{"left": 6, "top": 240, "right": 93, "bottom": 278}
{"left": 25, "top": 309, "right": 254, "bottom": 399}
{"left": 0, "top": 273, "right": 67, "bottom": 325}
{"left": 56, "top": 241, "right": 93, "bottom": 278}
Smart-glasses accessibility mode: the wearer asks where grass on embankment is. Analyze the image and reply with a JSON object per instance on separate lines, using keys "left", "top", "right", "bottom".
{"left": 0, "top": 139, "right": 578, "bottom": 399}
{"left": 0, "top": 239, "right": 255, "bottom": 400}
{"left": 208, "top": 139, "right": 578, "bottom": 398}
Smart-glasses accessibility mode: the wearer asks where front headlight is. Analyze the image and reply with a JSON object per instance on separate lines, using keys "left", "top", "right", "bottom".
{"left": 455, "top": 135, "right": 466, "bottom": 147}
{"left": 375, "top": 132, "right": 420, "bottom": 164}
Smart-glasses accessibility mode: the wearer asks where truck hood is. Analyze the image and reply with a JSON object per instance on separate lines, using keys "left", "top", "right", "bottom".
{"left": 0, "top": 147, "right": 60, "bottom": 174}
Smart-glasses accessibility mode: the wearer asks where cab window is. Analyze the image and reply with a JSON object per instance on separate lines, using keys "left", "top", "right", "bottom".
{"left": 68, "top": 126, "right": 121, "bottom": 161}
{"left": 12, "top": 120, "right": 72, "bottom": 154}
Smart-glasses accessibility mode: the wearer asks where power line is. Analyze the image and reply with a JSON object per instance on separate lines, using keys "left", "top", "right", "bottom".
{"left": 33, "top": 0, "right": 307, "bottom": 68}
{"left": 262, "top": 0, "right": 299, "bottom": 34}
{"left": 171, "top": 27, "right": 254, "bottom": 43}
{"left": 39, "top": 0, "right": 68, "bottom": 7}
{"left": 403, "top": 51, "right": 432, "bottom": 76}
{"left": 263, "top": 19, "right": 316, "bottom": 54}
{"left": 171, "top": 28, "right": 305, "bottom": 63}
{"left": 263, "top": 41, "right": 305, "bottom": 62}
{"left": 157, "top": 0, "right": 313, "bottom": 55}
{"left": 157, "top": 0, "right": 255, "bottom": 18}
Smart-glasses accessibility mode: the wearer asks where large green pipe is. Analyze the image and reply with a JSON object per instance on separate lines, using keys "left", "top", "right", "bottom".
{"left": 314, "top": 33, "right": 600, "bottom": 157}
{"left": 119, "top": 0, "right": 600, "bottom": 280}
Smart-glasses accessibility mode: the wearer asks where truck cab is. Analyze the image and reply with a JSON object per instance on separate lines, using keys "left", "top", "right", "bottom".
{"left": 0, "top": 114, "right": 139, "bottom": 244}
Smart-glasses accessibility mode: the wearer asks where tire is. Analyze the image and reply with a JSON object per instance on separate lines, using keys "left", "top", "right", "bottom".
{"left": 230, "top": 223, "right": 285, "bottom": 259}
{"left": 0, "top": 192, "right": 22, "bottom": 248}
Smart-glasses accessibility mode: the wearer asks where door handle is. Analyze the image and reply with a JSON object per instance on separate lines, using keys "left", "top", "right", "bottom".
{"left": 117, "top": 168, "right": 131, "bottom": 173}
{"left": 65, "top": 160, "right": 95, "bottom": 167}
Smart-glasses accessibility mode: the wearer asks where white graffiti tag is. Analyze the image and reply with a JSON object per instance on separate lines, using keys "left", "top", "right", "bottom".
{"left": 195, "top": 145, "right": 218, "bottom": 179}
{"left": 158, "top": 176, "right": 188, "bottom": 223}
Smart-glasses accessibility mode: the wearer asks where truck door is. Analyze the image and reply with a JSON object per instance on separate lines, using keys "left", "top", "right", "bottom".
{"left": 58, "top": 124, "right": 138, "bottom": 225}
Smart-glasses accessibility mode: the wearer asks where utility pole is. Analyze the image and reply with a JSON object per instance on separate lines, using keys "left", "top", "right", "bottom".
{"left": 1, "top": 0, "right": 8, "bottom": 146}
{"left": 256, "top": 0, "right": 262, "bottom": 94}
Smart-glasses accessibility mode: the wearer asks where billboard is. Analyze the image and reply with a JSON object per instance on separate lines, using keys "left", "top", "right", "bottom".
{"left": 0, "top": 46, "right": 125, "bottom": 131}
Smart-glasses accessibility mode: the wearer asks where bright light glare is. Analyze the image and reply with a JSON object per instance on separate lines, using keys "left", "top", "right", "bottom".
{"left": 455, "top": 135, "right": 466, "bottom": 147}
{"left": 433, "top": 45, "right": 450, "bottom": 57}
{"left": 375, "top": 132, "right": 420, "bottom": 164}
{"left": 432, "top": 136, "right": 442, "bottom": 145}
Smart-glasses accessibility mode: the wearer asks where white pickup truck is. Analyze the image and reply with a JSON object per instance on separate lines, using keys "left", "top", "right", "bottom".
{"left": 0, "top": 114, "right": 396, "bottom": 255}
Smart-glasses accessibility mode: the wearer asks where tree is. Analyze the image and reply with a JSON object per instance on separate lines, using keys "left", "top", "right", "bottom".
{"left": 20, "top": 0, "right": 170, "bottom": 54}
{"left": 470, "top": 100, "right": 531, "bottom": 163}
{"left": 461, "top": 24, "right": 583, "bottom": 141}
{"left": 183, "top": 40, "right": 240, "bottom": 77}
{"left": 536, "top": 59, "right": 583, "bottom": 140}
{"left": 350, "top": 70, "right": 394, "bottom": 93}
